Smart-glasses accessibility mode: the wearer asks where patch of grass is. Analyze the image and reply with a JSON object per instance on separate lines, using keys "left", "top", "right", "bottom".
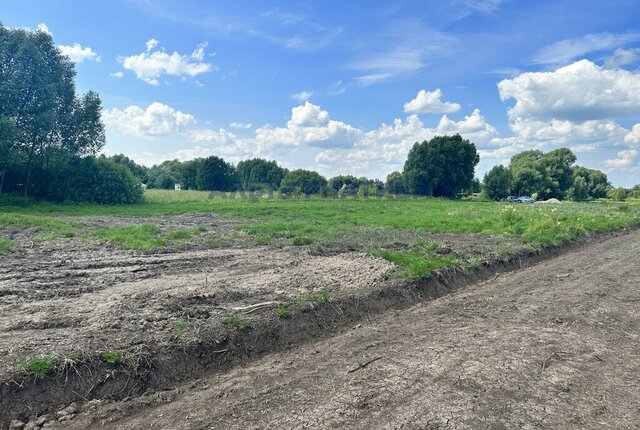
{"left": 2, "top": 190, "right": 639, "bottom": 263}
{"left": 296, "top": 293, "right": 318, "bottom": 303}
{"left": 255, "top": 234, "right": 272, "bottom": 245}
{"left": 90, "top": 224, "right": 207, "bottom": 250}
{"left": 204, "top": 237, "right": 230, "bottom": 248}
{"left": 320, "top": 289, "right": 331, "bottom": 304}
{"left": 0, "top": 237, "right": 13, "bottom": 252}
{"left": 292, "top": 236, "right": 313, "bottom": 246}
{"left": 375, "top": 252, "right": 460, "bottom": 279}
{"left": 19, "top": 353, "right": 57, "bottom": 379}
{"left": 222, "top": 315, "right": 250, "bottom": 329}
{"left": 277, "top": 303, "right": 290, "bottom": 319}
{"left": 100, "top": 350, "right": 123, "bottom": 365}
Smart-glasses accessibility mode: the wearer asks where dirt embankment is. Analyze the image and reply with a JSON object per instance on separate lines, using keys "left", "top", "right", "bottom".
{"left": 58, "top": 229, "right": 640, "bottom": 430}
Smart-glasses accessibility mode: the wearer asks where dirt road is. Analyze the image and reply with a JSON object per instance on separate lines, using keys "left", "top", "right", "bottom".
{"left": 55, "top": 230, "right": 640, "bottom": 429}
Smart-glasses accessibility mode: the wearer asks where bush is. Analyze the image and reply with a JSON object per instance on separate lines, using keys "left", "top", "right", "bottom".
{"left": 50, "top": 157, "right": 143, "bottom": 204}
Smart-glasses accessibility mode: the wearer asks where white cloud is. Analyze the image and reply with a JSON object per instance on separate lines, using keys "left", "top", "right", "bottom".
{"left": 604, "top": 47, "right": 640, "bottom": 68}
{"left": 146, "top": 38, "right": 159, "bottom": 52}
{"left": 120, "top": 40, "right": 212, "bottom": 85}
{"left": 103, "top": 102, "right": 195, "bottom": 137}
{"left": 36, "top": 23, "right": 52, "bottom": 35}
{"left": 255, "top": 102, "right": 362, "bottom": 151}
{"left": 58, "top": 43, "right": 101, "bottom": 63}
{"left": 533, "top": 32, "right": 640, "bottom": 66}
{"left": 498, "top": 60, "right": 640, "bottom": 122}
{"left": 291, "top": 91, "right": 313, "bottom": 102}
{"left": 604, "top": 149, "right": 638, "bottom": 168}
{"left": 229, "top": 122, "right": 253, "bottom": 129}
{"left": 404, "top": 89, "right": 461, "bottom": 114}
{"left": 437, "top": 109, "right": 497, "bottom": 138}
{"left": 110, "top": 71, "right": 124, "bottom": 78}
{"left": 624, "top": 123, "right": 640, "bottom": 146}
{"left": 355, "top": 73, "right": 394, "bottom": 86}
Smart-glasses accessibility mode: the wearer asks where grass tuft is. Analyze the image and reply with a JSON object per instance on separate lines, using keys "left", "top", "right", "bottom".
{"left": 222, "top": 315, "right": 250, "bottom": 329}
{"left": 19, "top": 353, "right": 57, "bottom": 379}
{"left": 100, "top": 350, "right": 123, "bottom": 365}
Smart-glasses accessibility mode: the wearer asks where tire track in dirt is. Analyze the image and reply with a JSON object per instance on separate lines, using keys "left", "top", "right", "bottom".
{"left": 60, "top": 230, "right": 640, "bottom": 429}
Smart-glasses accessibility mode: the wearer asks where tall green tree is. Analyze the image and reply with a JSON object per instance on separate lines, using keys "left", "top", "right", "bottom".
{"left": 196, "top": 156, "right": 236, "bottom": 191}
{"left": 236, "top": 158, "right": 286, "bottom": 191}
{"left": 403, "top": 134, "right": 479, "bottom": 197}
{"left": 280, "top": 169, "right": 327, "bottom": 195}
{"left": 483, "top": 165, "right": 512, "bottom": 200}
{"left": 569, "top": 166, "right": 610, "bottom": 199}
{"left": 385, "top": 171, "right": 406, "bottom": 194}
{"left": 0, "top": 24, "right": 104, "bottom": 196}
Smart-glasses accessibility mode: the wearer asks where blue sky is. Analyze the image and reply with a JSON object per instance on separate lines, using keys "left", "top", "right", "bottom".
{"left": 4, "top": 0, "right": 640, "bottom": 186}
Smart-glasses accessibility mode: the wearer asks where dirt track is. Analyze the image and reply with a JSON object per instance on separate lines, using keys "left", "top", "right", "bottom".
{"left": 46, "top": 230, "right": 640, "bottom": 429}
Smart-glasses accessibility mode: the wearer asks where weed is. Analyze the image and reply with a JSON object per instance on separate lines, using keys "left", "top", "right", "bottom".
{"left": 296, "top": 293, "right": 318, "bottom": 303}
{"left": 0, "top": 237, "right": 13, "bottom": 252}
{"left": 105, "top": 369, "right": 116, "bottom": 379}
{"left": 277, "top": 303, "right": 290, "bottom": 319}
{"left": 100, "top": 350, "right": 123, "bottom": 365}
{"left": 19, "top": 353, "right": 57, "bottom": 379}
{"left": 222, "top": 315, "right": 250, "bottom": 329}
{"left": 293, "top": 236, "right": 313, "bottom": 246}
{"left": 320, "top": 289, "right": 331, "bottom": 303}
{"left": 255, "top": 235, "right": 272, "bottom": 245}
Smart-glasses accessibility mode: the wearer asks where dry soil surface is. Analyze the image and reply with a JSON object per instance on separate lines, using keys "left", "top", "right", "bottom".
{"left": 54, "top": 229, "right": 640, "bottom": 430}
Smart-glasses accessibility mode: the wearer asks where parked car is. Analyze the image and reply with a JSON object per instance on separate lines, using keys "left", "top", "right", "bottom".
{"left": 506, "top": 195, "right": 535, "bottom": 203}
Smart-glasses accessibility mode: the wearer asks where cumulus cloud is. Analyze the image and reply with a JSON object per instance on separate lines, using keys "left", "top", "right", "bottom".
{"left": 403, "top": 89, "right": 461, "bottom": 114}
{"left": 291, "top": 91, "right": 313, "bottom": 102}
{"left": 120, "top": 39, "right": 212, "bottom": 85}
{"left": 255, "top": 102, "right": 361, "bottom": 151}
{"left": 604, "top": 149, "right": 638, "bottom": 168}
{"left": 110, "top": 71, "right": 124, "bottom": 78}
{"left": 103, "top": 102, "right": 195, "bottom": 137}
{"left": 624, "top": 123, "right": 640, "bottom": 146}
{"left": 58, "top": 43, "right": 101, "bottom": 63}
{"left": 498, "top": 60, "right": 640, "bottom": 122}
{"left": 533, "top": 32, "right": 640, "bottom": 66}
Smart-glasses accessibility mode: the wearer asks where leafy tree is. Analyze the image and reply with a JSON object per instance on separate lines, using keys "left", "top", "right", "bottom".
{"left": 0, "top": 25, "right": 104, "bottom": 196}
{"left": 196, "top": 156, "right": 236, "bottom": 191}
{"left": 280, "top": 169, "right": 327, "bottom": 195}
{"left": 385, "top": 171, "right": 406, "bottom": 194}
{"left": 608, "top": 187, "right": 629, "bottom": 201}
{"left": 180, "top": 158, "right": 202, "bottom": 190}
{"left": 236, "top": 158, "right": 286, "bottom": 191}
{"left": 509, "top": 148, "right": 578, "bottom": 199}
{"left": 570, "top": 166, "right": 610, "bottom": 199}
{"left": 147, "top": 160, "right": 183, "bottom": 189}
{"left": 403, "top": 134, "right": 479, "bottom": 197}
{"left": 108, "top": 154, "right": 148, "bottom": 184}
{"left": 567, "top": 175, "right": 589, "bottom": 201}
{"left": 483, "top": 165, "right": 512, "bottom": 200}
{"left": 629, "top": 184, "right": 640, "bottom": 199}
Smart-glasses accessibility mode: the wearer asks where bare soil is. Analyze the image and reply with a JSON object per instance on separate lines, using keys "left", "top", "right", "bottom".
{"left": 2, "top": 214, "right": 638, "bottom": 429}
{"left": 46, "top": 229, "right": 640, "bottom": 429}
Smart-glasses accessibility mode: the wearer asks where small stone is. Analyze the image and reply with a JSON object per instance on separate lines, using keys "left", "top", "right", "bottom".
{"left": 9, "top": 420, "right": 25, "bottom": 429}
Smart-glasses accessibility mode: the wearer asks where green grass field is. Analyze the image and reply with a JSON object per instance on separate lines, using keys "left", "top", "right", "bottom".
{"left": 1, "top": 189, "right": 639, "bottom": 277}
